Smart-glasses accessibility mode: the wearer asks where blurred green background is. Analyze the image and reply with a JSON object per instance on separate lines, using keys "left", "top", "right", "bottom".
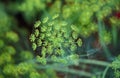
{"left": 0, "top": 0, "right": 120, "bottom": 78}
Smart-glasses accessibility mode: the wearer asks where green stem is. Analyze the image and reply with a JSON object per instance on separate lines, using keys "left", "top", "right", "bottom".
{"left": 112, "top": 26, "right": 117, "bottom": 47}
{"left": 36, "top": 64, "right": 93, "bottom": 77}
{"left": 78, "top": 59, "right": 110, "bottom": 66}
{"left": 102, "top": 66, "right": 110, "bottom": 78}
{"left": 97, "top": 20, "right": 112, "bottom": 59}
{"left": 28, "top": 58, "right": 111, "bottom": 77}
{"left": 28, "top": 57, "right": 110, "bottom": 67}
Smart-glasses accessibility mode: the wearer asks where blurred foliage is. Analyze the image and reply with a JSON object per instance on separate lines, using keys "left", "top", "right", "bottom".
{"left": 0, "top": 1, "right": 57, "bottom": 78}
{"left": 111, "top": 55, "right": 120, "bottom": 78}
{"left": 0, "top": 0, "right": 120, "bottom": 78}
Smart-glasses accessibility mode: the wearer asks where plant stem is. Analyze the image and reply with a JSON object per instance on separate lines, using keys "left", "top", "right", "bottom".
{"left": 102, "top": 66, "right": 110, "bottom": 78}
{"left": 78, "top": 59, "right": 110, "bottom": 66}
{"left": 36, "top": 64, "right": 94, "bottom": 77}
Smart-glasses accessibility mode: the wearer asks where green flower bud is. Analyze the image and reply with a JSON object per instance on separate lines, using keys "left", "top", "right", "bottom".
{"left": 34, "top": 29, "right": 39, "bottom": 37}
{"left": 29, "top": 34, "right": 36, "bottom": 42}
{"left": 70, "top": 44, "right": 77, "bottom": 52}
{"left": 41, "top": 26, "right": 47, "bottom": 32}
{"left": 72, "top": 31, "right": 78, "bottom": 39}
{"left": 101, "top": 31, "right": 111, "bottom": 44}
{"left": 89, "top": 23, "right": 98, "bottom": 32}
{"left": 61, "top": 21, "right": 67, "bottom": 26}
{"left": 54, "top": 25, "right": 61, "bottom": 31}
{"left": 34, "top": 21, "right": 41, "bottom": 28}
{"left": 48, "top": 21, "right": 54, "bottom": 26}
{"left": 40, "top": 33, "right": 45, "bottom": 39}
{"left": 55, "top": 48, "right": 61, "bottom": 55}
{"left": 42, "top": 47, "right": 46, "bottom": 57}
{"left": 37, "top": 39, "right": 42, "bottom": 46}
{"left": 77, "top": 38, "right": 82, "bottom": 47}
{"left": 71, "top": 25, "right": 79, "bottom": 32}
{"left": 52, "top": 14, "right": 59, "bottom": 19}
{"left": 47, "top": 45, "right": 53, "bottom": 54}
{"left": 43, "top": 17, "right": 49, "bottom": 23}
{"left": 79, "top": 10, "right": 93, "bottom": 25}
{"left": 32, "top": 43, "right": 37, "bottom": 50}
{"left": 46, "top": 32, "right": 51, "bottom": 37}
{"left": 36, "top": 56, "right": 46, "bottom": 65}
